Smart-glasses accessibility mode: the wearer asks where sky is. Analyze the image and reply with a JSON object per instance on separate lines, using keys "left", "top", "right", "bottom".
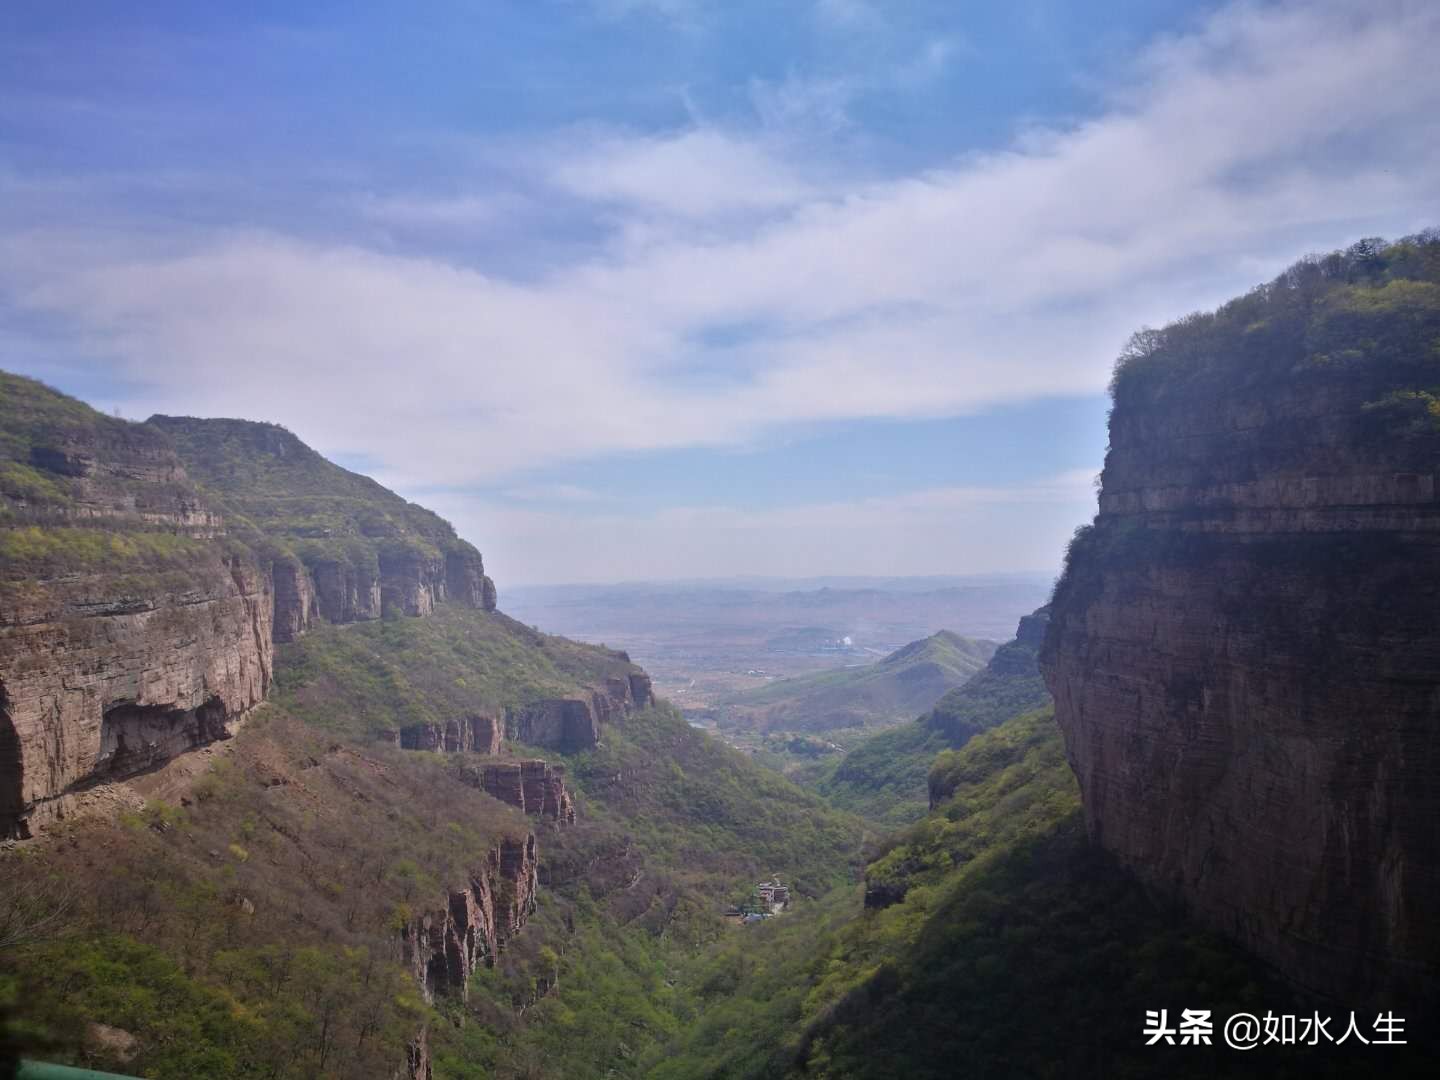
{"left": 1, "top": 0, "right": 1437, "bottom": 584}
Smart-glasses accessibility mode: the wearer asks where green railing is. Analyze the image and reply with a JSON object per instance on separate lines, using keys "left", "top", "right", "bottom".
{"left": 17, "top": 1061, "right": 141, "bottom": 1079}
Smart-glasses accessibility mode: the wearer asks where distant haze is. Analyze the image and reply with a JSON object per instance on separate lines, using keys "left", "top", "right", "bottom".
{"left": 502, "top": 575, "right": 1053, "bottom": 701}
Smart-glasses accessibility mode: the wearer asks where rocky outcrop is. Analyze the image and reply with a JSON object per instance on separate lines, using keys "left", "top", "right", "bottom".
{"left": 503, "top": 673, "right": 653, "bottom": 752}
{"left": 146, "top": 415, "right": 497, "bottom": 637}
{"left": 628, "top": 672, "right": 653, "bottom": 709}
{"left": 378, "top": 546, "right": 443, "bottom": 618}
{"left": 271, "top": 557, "right": 317, "bottom": 643}
{"left": 459, "top": 760, "right": 576, "bottom": 825}
{"left": 507, "top": 698, "right": 601, "bottom": 752}
{"left": 404, "top": 1029, "right": 432, "bottom": 1080}
{"left": 309, "top": 557, "right": 382, "bottom": 624}
{"left": 2, "top": 386, "right": 221, "bottom": 536}
{"left": 399, "top": 712, "right": 504, "bottom": 755}
{"left": 444, "top": 547, "right": 487, "bottom": 609}
{"left": 0, "top": 554, "right": 273, "bottom": 839}
{"left": 401, "top": 834, "right": 540, "bottom": 1003}
{"left": 1041, "top": 241, "right": 1440, "bottom": 1004}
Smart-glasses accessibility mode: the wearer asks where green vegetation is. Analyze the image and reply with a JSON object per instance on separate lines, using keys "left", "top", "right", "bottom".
{"left": 0, "top": 525, "right": 212, "bottom": 580}
{"left": 718, "top": 630, "right": 995, "bottom": 735}
{"left": 807, "top": 614, "right": 1051, "bottom": 825}
{"left": 0, "top": 372, "right": 199, "bottom": 520}
{"left": 649, "top": 707, "right": 1406, "bottom": 1079}
{"left": 572, "top": 701, "right": 861, "bottom": 901}
{"left": 1112, "top": 232, "right": 1440, "bottom": 413}
{"left": 272, "top": 605, "right": 640, "bottom": 739}
{"left": 147, "top": 414, "right": 477, "bottom": 569}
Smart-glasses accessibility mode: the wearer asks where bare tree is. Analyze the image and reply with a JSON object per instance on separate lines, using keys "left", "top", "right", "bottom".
{"left": 0, "top": 870, "right": 75, "bottom": 951}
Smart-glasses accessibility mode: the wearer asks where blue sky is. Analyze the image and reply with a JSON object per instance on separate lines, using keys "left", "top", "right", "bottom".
{"left": 2, "top": 0, "right": 1438, "bottom": 583}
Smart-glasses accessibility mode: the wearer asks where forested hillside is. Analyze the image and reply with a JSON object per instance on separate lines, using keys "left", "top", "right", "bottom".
{"left": 717, "top": 629, "right": 994, "bottom": 735}
{"left": 807, "top": 609, "right": 1050, "bottom": 824}
{"left": 0, "top": 377, "right": 862, "bottom": 1078}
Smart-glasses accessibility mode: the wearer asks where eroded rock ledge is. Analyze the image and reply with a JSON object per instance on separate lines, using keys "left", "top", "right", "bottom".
{"left": 0, "top": 555, "right": 274, "bottom": 839}
{"left": 400, "top": 833, "right": 540, "bottom": 1003}
{"left": 459, "top": 760, "right": 576, "bottom": 826}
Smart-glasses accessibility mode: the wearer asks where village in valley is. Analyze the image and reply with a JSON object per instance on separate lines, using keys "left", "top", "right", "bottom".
{"left": 726, "top": 877, "right": 792, "bottom": 924}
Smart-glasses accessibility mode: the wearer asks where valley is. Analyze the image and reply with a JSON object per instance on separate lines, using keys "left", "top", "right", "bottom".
{"left": 4, "top": 233, "right": 1440, "bottom": 1080}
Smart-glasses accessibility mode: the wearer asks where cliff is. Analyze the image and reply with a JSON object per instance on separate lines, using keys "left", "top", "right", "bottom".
{"left": 0, "top": 373, "right": 509, "bottom": 839}
{"left": 0, "top": 374, "right": 274, "bottom": 838}
{"left": 459, "top": 760, "right": 577, "bottom": 825}
{"left": 401, "top": 833, "right": 541, "bottom": 1003}
{"left": 1042, "top": 234, "right": 1440, "bottom": 1004}
{"left": 147, "top": 415, "right": 496, "bottom": 626}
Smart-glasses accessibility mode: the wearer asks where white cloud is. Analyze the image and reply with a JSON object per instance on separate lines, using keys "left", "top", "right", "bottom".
{"left": 426, "top": 472, "right": 1099, "bottom": 584}
{"left": 354, "top": 192, "right": 528, "bottom": 230}
{"left": 500, "top": 483, "right": 608, "bottom": 503}
{"left": 546, "top": 128, "right": 817, "bottom": 218}
{"left": 2, "top": 0, "right": 1438, "bottom": 541}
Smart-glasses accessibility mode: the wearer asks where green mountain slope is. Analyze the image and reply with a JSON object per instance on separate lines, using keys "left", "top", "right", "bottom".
{"left": 808, "top": 608, "right": 1051, "bottom": 824}
{"left": 719, "top": 630, "right": 996, "bottom": 734}
{"left": 147, "top": 414, "right": 466, "bottom": 556}
{"left": 650, "top": 706, "right": 1424, "bottom": 1079}
{"left": 0, "top": 387, "right": 863, "bottom": 1079}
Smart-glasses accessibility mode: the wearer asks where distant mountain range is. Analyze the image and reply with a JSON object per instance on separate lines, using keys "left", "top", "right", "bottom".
{"left": 715, "top": 630, "right": 997, "bottom": 734}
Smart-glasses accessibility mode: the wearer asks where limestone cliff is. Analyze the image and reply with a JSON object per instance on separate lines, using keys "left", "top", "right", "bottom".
{"left": 399, "top": 713, "right": 504, "bottom": 755}
{"left": 0, "top": 374, "right": 274, "bottom": 838}
{"left": 148, "top": 415, "right": 498, "bottom": 630}
{"left": 1041, "top": 235, "right": 1440, "bottom": 1003}
{"left": 459, "top": 760, "right": 577, "bottom": 826}
{"left": 505, "top": 673, "right": 651, "bottom": 752}
{"left": 400, "top": 833, "right": 541, "bottom": 1003}
{"left": 0, "top": 373, "right": 507, "bottom": 839}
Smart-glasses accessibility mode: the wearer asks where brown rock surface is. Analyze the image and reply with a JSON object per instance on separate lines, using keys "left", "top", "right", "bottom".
{"left": 507, "top": 697, "right": 601, "bottom": 752}
{"left": 0, "top": 553, "right": 273, "bottom": 839}
{"left": 271, "top": 556, "right": 317, "bottom": 643}
{"left": 459, "top": 760, "right": 575, "bottom": 825}
{"left": 1042, "top": 287, "right": 1440, "bottom": 1002}
{"left": 401, "top": 832, "right": 540, "bottom": 1002}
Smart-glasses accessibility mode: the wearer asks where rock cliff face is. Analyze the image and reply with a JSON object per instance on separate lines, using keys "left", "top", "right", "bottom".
{"left": 399, "top": 713, "right": 504, "bottom": 755}
{"left": 0, "top": 374, "right": 506, "bottom": 839}
{"left": 459, "top": 760, "right": 576, "bottom": 825}
{"left": 271, "top": 557, "right": 317, "bottom": 643}
{"left": 1042, "top": 237, "right": 1440, "bottom": 1004}
{"left": 401, "top": 833, "right": 540, "bottom": 1003}
{"left": 504, "top": 672, "right": 649, "bottom": 752}
{"left": 146, "top": 414, "right": 498, "bottom": 634}
{"left": 0, "top": 553, "right": 273, "bottom": 838}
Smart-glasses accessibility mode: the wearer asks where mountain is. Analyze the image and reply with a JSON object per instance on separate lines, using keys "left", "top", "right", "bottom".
{"left": 652, "top": 706, "right": 1379, "bottom": 1079}
{"left": 148, "top": 414, "right": 497, "bottom": 630}
{"left": 814, "top": 608, "right": 1051, "bottom": 824}
{"left": 1044, "top": 233, "right": 1440, "bottom": 1005}
{"left": 500, "top": 579, "right": 1050, "bottom": 707}
{"left": 716, "top": 630, "right": 996, "bottom": 735}
{"left": 0, "top": 373, "right": 862, "bottom": 1078}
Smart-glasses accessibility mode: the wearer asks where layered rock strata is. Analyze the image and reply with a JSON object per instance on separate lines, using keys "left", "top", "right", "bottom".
{"left": 458, "top": 760, "right": 576, "bottom": 825}
{"left": 1042, "top": 252, "right": 1440, "bottom": 1003}
{"left": 505, "top": 674, "right": 651, "bottom": 752}
{"left": 0, "top": 555, "right": 273, "bottom": 838}
{"left": 399, "top": 713, "right": 504, "bottom": 755}
{"left": 1, "top": 377, "right": 508, "bottom": 838}
{"left": 401, "top": 834, "right": 540, "bottom": 1003}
